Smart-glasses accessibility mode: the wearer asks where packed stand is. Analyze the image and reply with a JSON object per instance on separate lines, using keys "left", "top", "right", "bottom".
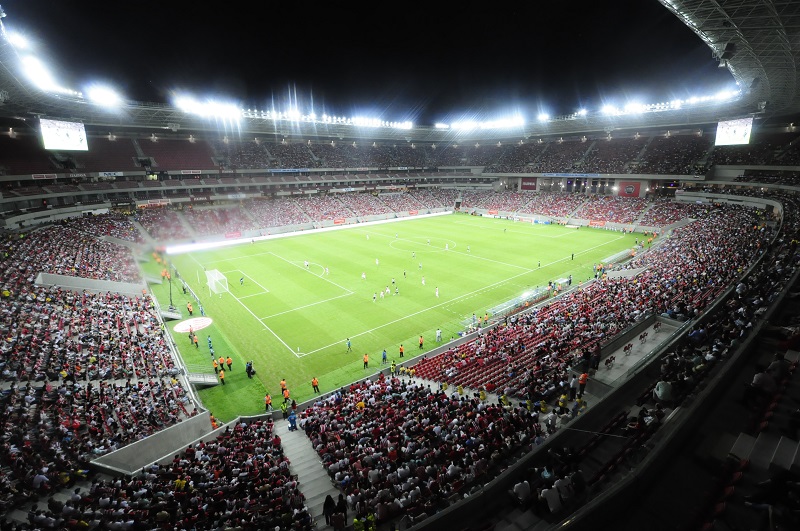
{"left": 337, "top": 193, "right": 393, "bottom": 217}
{"left": 736, "top": 169, "right": 800, "bottom": 185}
{"left": 531, "top": 141, "right": 590, "bottom": 173}
{"left": 582, "top": 137, "right": 646, "bottom": 174}
{"left": 3, "top": 227, "right": 140, "bottom": 283}
{"left": 407, "top": 188, "right": 458, "bottom": 209}
{"left": 268, "top": 142, "right": 316, "bottom": 169}
{"left": 244, "top": 198, "right": 311, "bottom": 229}
{"left": 428, "top": 145, "right": 467, "bottom": 167}
{"left": 15, "top": 419, "right": 309, "bottom": 530}
{"left": 636, "top": 135, "right": 712, "bottom": 175}
{"left": 484, "top": 143, "right": 548, "bottom": 173}
{"left": 214, "top": 139, "right": 273, "bottom": 170}
{"left": 309, "top": 143, "right": 352, "bottom": 169}
{"left": 522, "top": 192, "right": 588, "bottom": 218}
{"left": 60, "top": 213, "right": 145, "bottom": 244}
{"left": 135, "top": 207, "right": 191, "bottom": 242}
{"left": 411, "top": 203, "right": 768, "bottom": 400}
{"left": 181, "top": 206, "right": 259, "bottom": 235}
{"left": 636, "top": 198, "right": 710, "bottom": 227}
{"left": 295, "top": 195, "right": 353, "bottom": 221}
{"left": 572, "top": 196, "right": 650, "bottom": 224}
{"left": 377, "top": 192, "right": 425, "bottom": 213}
{"left": 301, "top": 374, "right": 544, "bottom": 524}
{"left": 461, "top": 190, "right": 533, "bottom": 212}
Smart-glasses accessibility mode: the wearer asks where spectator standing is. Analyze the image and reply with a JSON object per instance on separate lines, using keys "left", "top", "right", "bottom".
{"left": 578, "top": 372, "right": 589, "bottom": 398}
{"left": 569, "top": 374, "right": 578, "bottom": 401}
{"left": 264, "top": 393, "right": 272, "bottom": 411}
{"left": 419, "top": 335, "right": 424, "bottom": 349}
{"left": 363, "top": 353, "right": 369, "bottom": 369}
{"left": 312, "top": 377, "right": 320, "bottom": 393}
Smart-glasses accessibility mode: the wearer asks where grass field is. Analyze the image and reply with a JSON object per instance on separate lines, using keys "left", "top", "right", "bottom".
{"left": 145, "top": 213, "right": 638, "bottom": 420}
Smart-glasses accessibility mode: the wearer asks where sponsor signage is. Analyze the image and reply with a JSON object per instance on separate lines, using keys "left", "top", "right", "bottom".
{"left": 521, "top": 177, "right": 537, "bottom": 190}
{"left": 334, "top": 218, "right": 346, "bottom": 225}
{"left": 487, "top": 210, "right": 499, "bottom": 215}
{"left": 617, "top": 181, "right": 641, "bottom": 197}
{"left": 408, "top": 210, "right": 418, "bottom": 216}
{"left": 589, "top": 220, "right": 606, "bottom": 227}
{"left": 225, "top": 231, "right": 242, "bottom": 239}
{"left": 543, "top": 173, "right": 601, "bottom": 177}
{"left": 173, "top": 317, "right": 213, "bottom": 333}
{"left": 32, "top": 173, "right": 59, "bottom": 180}
{"left": 180, "top": 170, "right": 202, "bottom": 174}
{"left": 99, "top": 171, "right": 123, "bottom": 177}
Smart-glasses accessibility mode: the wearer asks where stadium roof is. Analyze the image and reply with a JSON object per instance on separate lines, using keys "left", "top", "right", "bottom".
{"left": 658, "top": 0, "right": 800, "bottom": 117}
{"left": 0, "top": 0, "right": 798, "bottom": 144}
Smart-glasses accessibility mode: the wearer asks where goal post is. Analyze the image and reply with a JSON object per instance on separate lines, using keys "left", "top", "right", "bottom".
{"left": 206, "top": 269, "right": 229, "bottom": 295}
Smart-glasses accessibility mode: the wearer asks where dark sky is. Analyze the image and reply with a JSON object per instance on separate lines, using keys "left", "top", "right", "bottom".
{"left": 2, "top": 0, "right": 735, "bottom": 125}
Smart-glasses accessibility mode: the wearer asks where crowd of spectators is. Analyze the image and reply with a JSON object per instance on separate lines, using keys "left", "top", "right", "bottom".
{"left": 572, "top": 196, "right": 650, "bottom": 224}
{"left": 337, "top": 194, "right": 393, "bottom": 217}
{"left": 244, "top": 198, "right": 311, "bottom": 229}
{"left": 0, "top": 223, "right": 202, "bottom": 515}
{"left": 461, "top": 191, "right": 532, "bottom": 212}
{"left": 181, "top": 207, "right": 259, "bottom": 235}
{"left": 4, "top": 227, "right": 141, "bottom": 283}
{"left": 531, "top": 141, "right": 591, "bottom": 173}
{"left": 636, "top": 135, "right": 711, "bottom": 175}
{"left": 135, "top": 208, "right": 191, "bottom": 242}
{"left": 736, "top": 169, "right": 800, "bottom": 186}
{"left": 300, "top": 374, "right": 544, "bottom": 524}
{"left": 582, "top": 137, "right": 647, "bottom": 174}
{"left": 12, "top": 419, "right": 310, "bottom": 530}
{"left": 57, "top": 214, "right": 145, "bottom": 245}
{"left": 409, "top": 202, "right": 768, "bottom": 402}
{"left": 636, "top": 198, "right": 710, "bottom": 227}
{"left": 522, "top": 193, "right": 588, "bottom": 218}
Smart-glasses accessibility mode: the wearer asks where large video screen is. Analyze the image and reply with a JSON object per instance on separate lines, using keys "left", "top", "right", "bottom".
{"left": 715, "top": 117, "right": 753, "bottom": 146}
{"left": 40, "top": 118, "right": 89, "bottom": 151}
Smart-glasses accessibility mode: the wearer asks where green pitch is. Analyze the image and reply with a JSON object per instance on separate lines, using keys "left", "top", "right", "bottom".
{"left": 147, "top": 214, "right": 639, "bottom": 420}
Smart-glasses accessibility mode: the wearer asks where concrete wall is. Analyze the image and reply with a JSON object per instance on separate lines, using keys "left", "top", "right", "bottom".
{"left": 35, "top": 272, "right": 147, "bottom": 297}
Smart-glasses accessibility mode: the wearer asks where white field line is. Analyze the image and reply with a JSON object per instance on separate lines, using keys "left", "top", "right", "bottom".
{"left": 259, "top": 292, "right": 354, "bottom": 319}
{"left": 186, "top": 255, "right": 300, "bottom": 357}
{"left": 298, "top": 234, "right": 625, "bottom": 357}
{"left": 268, "top": 253, "right": 354, "bottom": 294}
{"left": 222, "top": 269, "right": 270, "bottom": 294}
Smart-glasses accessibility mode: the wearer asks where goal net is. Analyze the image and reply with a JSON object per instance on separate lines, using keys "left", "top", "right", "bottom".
{"left": 206, "top": 270, "right": 228, "bottom": 294}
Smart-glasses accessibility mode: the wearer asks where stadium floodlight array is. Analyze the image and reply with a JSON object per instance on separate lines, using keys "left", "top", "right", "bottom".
{"left": 206, "top": 269, "right": 229, "bottom": 295}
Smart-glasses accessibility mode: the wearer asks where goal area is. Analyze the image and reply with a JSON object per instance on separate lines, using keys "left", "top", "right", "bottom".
{"left": 206, "top": 269, "right": 228, "bottom": 294}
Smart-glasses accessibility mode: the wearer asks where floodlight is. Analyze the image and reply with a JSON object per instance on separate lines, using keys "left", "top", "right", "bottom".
{"left": 577, "top": 109, "right": 588, "bottom": 116}
{"left": 86, "top": 85, "right": 123, "bottom": 107}
{"left": 537, "top": 113, "right": 550, "bottom": 122}
{"left": 624, "top": 102, "right": 645, "bottom": 114}
{"left": 601, "top": 104, "right": 618, "bottom": 116}
{"left": 6, "top": 32, "right": 29, "bottom": 49}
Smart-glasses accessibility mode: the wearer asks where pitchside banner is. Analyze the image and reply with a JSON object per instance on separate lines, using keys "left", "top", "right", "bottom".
{"left": 617, "top": 182, "right": 641, "bottom": 197}
{"left": 521, "top": 177, "right": 537, "bottom": 191}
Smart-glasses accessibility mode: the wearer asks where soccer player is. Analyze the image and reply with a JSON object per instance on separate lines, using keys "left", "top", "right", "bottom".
{"left": 346, "top": 338, "right": 352, "bottom": 352}
{"left": 240, "top": 277, "right": 244, "bottom": 285}
{"left": 421, "top": 276, "right": 425, "bottom": 286}
{"left": 362, "top": 272, "right": 366, "bottom": 280}
{"left": 435, "top": 287, "right": 439, "bottom": 298}
{"left": 380, "top": 291, "right": 385, "bottom": 299}
{"left": 445, "top": 243, "right": 449, "bottom": 251}
{"left": 382, "top": 349, "right": 387, "bottom": 364}
{"left": 373, "top": 292, "right": 377, "bottom": 302}
{"left": 436, "top": 328, "right": 442, "bottom": 342}
{"left": 385, "top": 286, "right": 390, "bottom": 295}
{"left": 375, "top": 258, "right": 379, "bottom": 266}
{"left": 395, "top": 286, "right": 399, "bottom": 296}
{"left": 305, "top": 260, "right": 309, "bottom": 268}
{"left": 467, "top": 245, "right": 470, "bottom": 252}
{"left": 325, "top": 267, "right": 329, "bottom": 275}
{"left": 403, "top": 270, "right": 407, "bottom": 279}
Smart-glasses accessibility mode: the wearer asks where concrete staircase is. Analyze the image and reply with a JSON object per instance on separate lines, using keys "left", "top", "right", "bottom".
{"left": 276, "top": 418, "right": 340, "bottom": 529}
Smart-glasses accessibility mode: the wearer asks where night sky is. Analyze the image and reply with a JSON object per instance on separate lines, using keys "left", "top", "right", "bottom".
{"left": 2, "top": 0, "right": 735, "bottom": 125}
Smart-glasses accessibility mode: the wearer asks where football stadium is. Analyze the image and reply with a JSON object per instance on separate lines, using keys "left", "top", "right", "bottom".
{"left": 0, "top": 2, "right": 800, "bottom": 530}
